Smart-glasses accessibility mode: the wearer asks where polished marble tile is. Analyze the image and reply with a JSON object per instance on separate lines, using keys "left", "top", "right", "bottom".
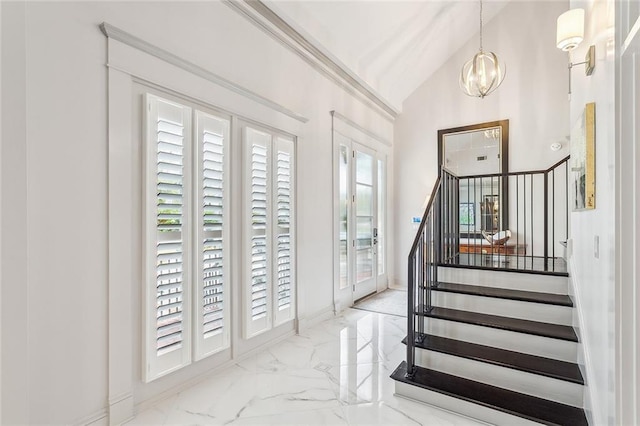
{"left": 126, "top": 309, "right": 487, "bottom": 426}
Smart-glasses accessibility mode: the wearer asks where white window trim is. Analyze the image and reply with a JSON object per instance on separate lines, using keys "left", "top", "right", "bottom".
{"left": 105, "top": 33, "right": 304, "bottom": 421}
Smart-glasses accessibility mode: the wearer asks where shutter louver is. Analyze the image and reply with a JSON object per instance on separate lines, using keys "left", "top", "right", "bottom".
{"left": 251, "top": 143, "right": 269, "bottom": 322}
{"left": 273, "top": 138, "right": 294, "bottom": 326}
{"left": 243, "top": 127, "right": 295, "bottom": 336}
{"left": 196, "top": 111, "right": 230, "bottom": 359}
{"left": 276, "top": 150, "right": 292, "bottom": 311}
{"left": 145, "top": 94, "right": 192, "bottom": 381}
{"left": 156, "top": 108, "right": 185, "bottom": 356}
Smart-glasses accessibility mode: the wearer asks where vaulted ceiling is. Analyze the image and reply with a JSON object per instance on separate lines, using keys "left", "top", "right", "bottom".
{"left": 264, "top": 0, "right": 510, "bottom": 111}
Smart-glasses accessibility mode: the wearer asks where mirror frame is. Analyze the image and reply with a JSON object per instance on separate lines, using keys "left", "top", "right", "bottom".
{"left": 437, "top": 119, "right": 510, "bottom": 231}
{"left": 437, "top": 119, "right": 509, "bottom": 178}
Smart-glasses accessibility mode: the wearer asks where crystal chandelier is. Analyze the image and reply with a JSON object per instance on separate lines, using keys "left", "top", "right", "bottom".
{"left": 459, "top": 0, "right": 506, "bottom": 98}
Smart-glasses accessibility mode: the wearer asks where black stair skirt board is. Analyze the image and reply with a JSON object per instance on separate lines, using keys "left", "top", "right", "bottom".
{"left": 418, "top": 307, "right": 579, "bottom": 342}
{"left": 391, "top": 362, "right": 588, "bottom": 426}
{"left": 432, "top": 282, "right": 574, "bottom": 307}
{"left": 401, "top": 333, "right": 584, "bottom": 385}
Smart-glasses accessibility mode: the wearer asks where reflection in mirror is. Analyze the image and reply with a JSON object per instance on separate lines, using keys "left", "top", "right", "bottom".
{"left": 443, "top": 127, "right": 502, "bottom": 176}
{"left": 438, "top": 120, "right": 509, "bottom": 238}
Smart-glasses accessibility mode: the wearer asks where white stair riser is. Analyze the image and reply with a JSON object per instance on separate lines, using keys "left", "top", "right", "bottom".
{"left": 415, "top": 349, "right": 583, "bottom": 407}
{"left": 438, "top": 267, "right": 568, "bottom": 294}
{"left": 432, "top": 292, "right": 573, "bottom": 325}
{"left": 422, "top": 317, "right": 577, "bottom": 362}
{"left": 395, "top": 382, "right": 543, "bottom": 426}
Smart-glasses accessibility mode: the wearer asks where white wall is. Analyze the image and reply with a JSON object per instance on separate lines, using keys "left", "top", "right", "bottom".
{"left": 566, "top": 0, "right": 616, "bottom": 424}
{"left": 393, "top": 1, "right": 570, "bottom": 285}
{"left": 0, "top": 1, "right": 393, "bottom": 424}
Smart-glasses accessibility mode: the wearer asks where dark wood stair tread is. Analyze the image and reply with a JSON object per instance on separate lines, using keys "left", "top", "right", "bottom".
{"left": 433, "top": 282, "right": 573, "bottom": 307}
{"left": 391, "top": 361, "right": 587, "bottom": 426}
{"left": 419, "top": 307, "right": 578, "bottom": 342}
{"left": 402, "top": 333, "right": 583, "bottom": 384}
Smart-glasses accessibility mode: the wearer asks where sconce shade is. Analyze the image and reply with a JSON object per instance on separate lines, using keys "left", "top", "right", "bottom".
{"left": 557, "top": 8, "right": 584, "bottom": 51}
{"left": 459, "top": 51, "right": 506, "bottom": 98}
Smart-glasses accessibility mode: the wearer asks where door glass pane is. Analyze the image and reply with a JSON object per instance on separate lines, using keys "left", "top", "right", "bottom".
{"left": 339, "top": 145, "right": 349, "bottom": 289}
{"left": 356, "top": 184, "right": 373, "bottom": 216}
{"left": 356, "top": 151, "right": 373, "bottom": 185}
{"left": 377, "top": 159, "right": 385, "bottom": 275}
{"left": 356, "top": 249, "right": 373, "bottom": 282}
{"left": 356, "top": 217, "right": 373, "bottom": 248}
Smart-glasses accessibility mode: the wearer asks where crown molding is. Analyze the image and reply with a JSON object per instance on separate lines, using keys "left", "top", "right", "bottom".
{"left": 224, "top": 0, "right": 399, "bottom": 121}
{"left": 99, "top": 22, "right": 309, "bottom": 124}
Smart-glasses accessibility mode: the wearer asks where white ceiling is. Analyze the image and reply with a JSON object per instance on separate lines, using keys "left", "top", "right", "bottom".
{"left": 265, "top": 0, "right": 510, "bottom": 111}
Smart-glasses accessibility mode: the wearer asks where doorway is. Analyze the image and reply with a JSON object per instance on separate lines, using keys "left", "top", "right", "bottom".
{"left": 335, "top": 133, "right": 387, "bottom": 308}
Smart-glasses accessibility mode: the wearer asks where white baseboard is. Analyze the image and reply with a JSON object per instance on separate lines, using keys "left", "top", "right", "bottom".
{"left": 108, "top": 392, "right": 134, "bottom": 426}
{"left": 134, "top": 329, "right": 296, "bottom": 415}
{"left": 73, "top": 408, "right": 108, "bottom": 426}
{"left": 568, "top": 262, "right": 596, "bottom": 426}
{"left": 298, "top": 304, "right": 335, "bottom": 332}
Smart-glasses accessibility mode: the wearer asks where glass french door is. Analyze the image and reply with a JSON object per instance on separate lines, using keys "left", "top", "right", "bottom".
{"left": 352, "top": 144, "right": 378, "bottom": 301}
{"left": 335, "top": 134, "right": 386, "bottom": 308}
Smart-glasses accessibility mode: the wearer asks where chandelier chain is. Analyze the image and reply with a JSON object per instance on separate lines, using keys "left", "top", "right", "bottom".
{"left": 479, "top": 0, "right": 483, "bottom": 52}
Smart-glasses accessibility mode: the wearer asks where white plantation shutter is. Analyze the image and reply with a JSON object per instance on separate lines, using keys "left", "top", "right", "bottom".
{"left": 144, "top": 94, "right": 192, "bottom": 381}
{"left": 273, "top": 137, "right": 295, "bottom": 325}
{"left": 244, "top": 126, "right": 296, "bottom": 337}
{"left": 244, "top": 128, "right": 272, "bottom": 337}
{"left": 194, "top": 111, "right": 230, "bottom": 359}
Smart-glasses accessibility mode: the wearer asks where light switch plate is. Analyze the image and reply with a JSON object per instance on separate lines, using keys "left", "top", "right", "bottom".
{"left": 594, "top": 235, "right": 599, "bottom": 259}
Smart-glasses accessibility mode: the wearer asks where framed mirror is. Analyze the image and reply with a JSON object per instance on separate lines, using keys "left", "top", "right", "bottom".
{"left": 438, "top": 120, "right": 509, "bottom": 237}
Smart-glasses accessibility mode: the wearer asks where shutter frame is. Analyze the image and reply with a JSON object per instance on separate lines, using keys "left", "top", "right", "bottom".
{"left": 193, "top": 110, "right": 231, "bottom": 360}
{"left": 143, "top": 93, "right": 193, "bottom": 382}
{"left": 243, "top": 127, "right": 273, "bottom": 338}
{"left": 273, "top": 137, "right": 295, "bottom": 326}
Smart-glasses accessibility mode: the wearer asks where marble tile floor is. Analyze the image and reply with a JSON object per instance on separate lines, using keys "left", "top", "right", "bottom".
{"left": 126, "top": 309, "right": 488, "bottom": 425}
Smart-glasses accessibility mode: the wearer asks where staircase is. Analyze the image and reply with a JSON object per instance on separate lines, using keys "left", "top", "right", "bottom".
{"left": 391, "top": 267, "right": 587, "bottom": 425}
{"left": 391, "top": 163, "right": 587, "bottom": 425}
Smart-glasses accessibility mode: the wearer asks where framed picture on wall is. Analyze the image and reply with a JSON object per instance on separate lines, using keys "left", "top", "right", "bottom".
{"left": 460, "top": 202, "right": 475, "bottom": 226}
{"left": 571, "top": 102, "right": 596, "bottom": 210}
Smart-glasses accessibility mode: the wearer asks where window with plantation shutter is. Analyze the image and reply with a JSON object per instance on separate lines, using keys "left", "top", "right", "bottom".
{"left": 244, "top": 128, "right": 272, "bottom": 336}
{"left": 144, "top": 94, "right": 192, "bottom": 380}
{"left": 143, "top": 92, "right": 295, "bottom": 380}
{"left": 144, "top": 94, "right": 231, "bottom": 381}
{"left": 243, "top": 126, "right": 296, "bottom": 338}
{"left": 274, "top": 138, "right": 294, "bottom": 325}
{"left": 194, "top": 110, "right": 230, "bottom": 360}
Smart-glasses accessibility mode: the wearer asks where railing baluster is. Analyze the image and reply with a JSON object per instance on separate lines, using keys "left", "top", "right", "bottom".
{"left": 531, "top": 173, "right": 534, "bottom": 269}
{"left": 523, "top": 174, "right": 527, "bottom": 270}
{"left": 515, "top": 175, "right": 519, "bottom": 268}
{"left": 544, "top": 171, "right": 549, "bottom": 269}
{"left": 552, "top": 169, "right": 556, "bottom": 268}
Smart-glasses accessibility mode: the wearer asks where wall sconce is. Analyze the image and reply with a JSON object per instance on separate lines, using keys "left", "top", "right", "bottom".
{"left": 556, "top": 9, "right": 595, "bottom": 97}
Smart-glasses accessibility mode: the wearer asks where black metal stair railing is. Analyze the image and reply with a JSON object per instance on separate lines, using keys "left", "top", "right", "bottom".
{"left": 406, "top": 169, "right": 458, "bottom": 379}
{"left": 440, "top": 156, "right": 571, "bottom": 272}
{"left": 405, "top": 158, "right": 570, "bottom": 378}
